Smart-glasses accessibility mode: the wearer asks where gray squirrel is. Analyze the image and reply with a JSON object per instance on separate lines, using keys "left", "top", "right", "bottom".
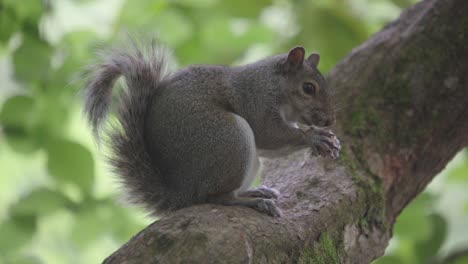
{"left": 83, "top": 42, "right": 341, "bottom": 217}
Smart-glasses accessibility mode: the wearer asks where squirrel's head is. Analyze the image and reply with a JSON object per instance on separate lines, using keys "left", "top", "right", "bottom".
{"left": 278, "top": 46, "right": 335, "bottom": 128}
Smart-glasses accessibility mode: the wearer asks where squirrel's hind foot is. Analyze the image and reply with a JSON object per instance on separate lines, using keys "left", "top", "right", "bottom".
{"left": 209, "top": 193, "right": 283, "bottom": 217}
{"left": 237, "top": 185, "right": 280, "bottom": 200}
{"left": 256, "top": 198, "right": 283, "bottom": 217}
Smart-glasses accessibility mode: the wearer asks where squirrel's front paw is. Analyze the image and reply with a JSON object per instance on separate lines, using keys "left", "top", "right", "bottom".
{"left": 307, "top": 127, "right": 341, "bottom": 159}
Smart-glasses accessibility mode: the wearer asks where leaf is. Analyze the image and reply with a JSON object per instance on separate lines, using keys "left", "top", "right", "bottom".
{"left": 199, "top": 17, "right": 240, "bottom": 62}
{"left": 0, "top": 95, "right": 40, "bottom": 153}
{"left": 71, "top": 198, "right": 144, "bottom": 246}
{"left": 171, "top": 0, "right": 218, "bottom": 8}
{"left": 46, "top": 31, "right": 98, "bottom": 91}
{"left": 393, "top": 193, "right": 435, "bottom": 240}
{"left": 0, "top": 215, "right": 37, "bottom": 253}
{"left": 414, "top": 213, "right": 447, "bottom": 262}
{"left": 118, "top": 0, "right": 167, "bottom": 26}
{"left": 0, "top": 94, "right": 71, "bottom": 153}
{"left": 2, "top": 0, "right": 44, "bottom": 24}
{"left": 13, "top": 34, "right": 53, "bottom": 82}
{"left": 0, "top": 6, "right": 20, "bottom": 42}
{"left": 35, "top": 94, "right": 70, "bottom": 139}
{"left": 70, "top": 201, "right": 105, "bottom": 246}
{"left": 453, "top": 255, "right": 468, "bottom": 264}
{"left": 3, "top": 255, "right": 42, "bottom": 264}
{"left": 0, "top": 95, "right": 35, "bottom": 128}
{"left": 296, "top": 4, "right": 369, "bottom": 73}
{"left": 118, "top": 4, "right": 193, "bottom": 47}
{"left": 214, "top": 0, "right": 272, "bottom": 18}
{"left": 447, "top": 157, "right": 468, "bottom": 182}
{"left": 117, "top": 1, "right": 168, "bottom": 34}
{"left": 196, "top": 17, "right": 274, "bottom": 64}
{"left": 394, "top": 208, "right": 431, "bottom": 241}
{"left": 11, "top": 188, "right": 74, "bottom": 216}
{"left": 46, "top": 138, "right": 95, "bottom": 194}
{"left": 60, "top": 30, "right": 98, "bottom": 61}
{"left": 154, "top": 9, "right": 194, "bottom": 46}
{"left": 105, "top": 201, "right": 146, "bottom": 241}
{"left": 372, "top": 255, "right": 404, "bottom": 264}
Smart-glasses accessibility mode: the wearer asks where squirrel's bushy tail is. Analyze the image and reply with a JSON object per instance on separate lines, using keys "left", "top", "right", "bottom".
{"left": 83, "top": 41, "right": 172, "bottom": 215}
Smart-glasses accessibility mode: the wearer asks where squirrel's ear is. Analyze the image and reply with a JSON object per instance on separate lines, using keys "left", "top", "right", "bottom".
{"left": 283, "top": 46, "right": 305, "bottom": 72}
{"left": 306, "top": 52, "right": 320, "bottom": 67}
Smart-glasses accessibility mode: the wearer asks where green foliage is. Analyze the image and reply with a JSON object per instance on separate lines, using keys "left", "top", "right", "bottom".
{"left": 13, "top": 33, "right": 53, "bottom": 82}
{"left": 0, "top": 95, "right": 39, "bottom": 153}
{"left": 216, "top": 0, "right": 273, "bottom": 18}
{"left": 1, "top": 0, "right": 467, "bottom": 263}
{"left": 11, "top": 188, "right": 74, "bottom": 216}
{"left": 393, "top": 193, "right": 435, "bottom": 241}
{"left": 374, "top": 255, "right": 405, "bottom": 264}
{"left": 393, "top": 207, "right": 448, "bottom": 263}
{"left": 46, "top": 138, "right": 95, "bottom": 194}
{"left": 453, "top": 255, "right": 468, "bottom": 264}
{"left": 0, "top": 215, "right": 36, "bottom": 253}
{"left": 447, "top": 152, "right": 468, "bottom": 182}
{"left": 414, "top": 213, "right": 447, "bottom": 261}
{"left": 1, "top": 0, "right": 44, "bottom": 23}
{"left": 296, "top": 2, "right": 368, "bottom": 72}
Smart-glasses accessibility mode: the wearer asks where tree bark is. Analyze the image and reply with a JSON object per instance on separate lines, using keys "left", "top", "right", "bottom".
{"left": 103, "top": 0, "right": 468, "bottom": 263}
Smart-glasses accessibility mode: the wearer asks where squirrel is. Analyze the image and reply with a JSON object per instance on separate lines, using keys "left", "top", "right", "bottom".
{"left": 83, "top": 41, "right": 341, "bottom": 217}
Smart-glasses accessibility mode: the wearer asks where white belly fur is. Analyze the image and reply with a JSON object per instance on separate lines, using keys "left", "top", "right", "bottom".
{"left": 232, "top": 114, "right": 259, "bottom": 192}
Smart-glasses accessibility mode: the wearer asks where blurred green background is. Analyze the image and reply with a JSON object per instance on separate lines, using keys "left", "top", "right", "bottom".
{"left": 1, "top": 0, "right": 467, "bottom": 263}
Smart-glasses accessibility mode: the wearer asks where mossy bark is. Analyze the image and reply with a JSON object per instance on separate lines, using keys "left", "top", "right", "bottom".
{"left": 103, "top": 0, "right": 468, "bottom": 263}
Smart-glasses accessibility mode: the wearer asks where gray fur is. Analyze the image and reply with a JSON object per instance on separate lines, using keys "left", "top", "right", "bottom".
{"left": 83, "top": 42, "right": 338, "bottom": 217}
{"left": 83, "top": 41, "right": 175, "bottom": 214}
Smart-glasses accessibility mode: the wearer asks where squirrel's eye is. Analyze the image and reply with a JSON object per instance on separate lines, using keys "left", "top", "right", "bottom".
{"left": 302, "top": 82, "right": 317, "bottom": 96}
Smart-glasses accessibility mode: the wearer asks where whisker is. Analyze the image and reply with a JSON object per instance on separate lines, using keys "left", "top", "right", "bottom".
{"left": 330, "top": 89, "right": 345, "bottom": 96}
{"left": 334, "top": 104, "right": 352, "bottom": 113}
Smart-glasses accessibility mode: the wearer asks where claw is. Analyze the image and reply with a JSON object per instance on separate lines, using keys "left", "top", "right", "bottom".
{"left": 307, "top": 129, "right": 341, "bottom": 159}
{"left": 257, "top": 185, "right": 280, "bottom": 199}
{"left": 238, "top": 186, "right": 280, "bottom": 199}
{"left": 258, "top": 199, "right": 283, "bottom": 217}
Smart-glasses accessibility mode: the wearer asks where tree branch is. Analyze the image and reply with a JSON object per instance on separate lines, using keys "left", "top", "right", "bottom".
{"left": 103, "top": 0, "right": 468, "bottom": 263}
